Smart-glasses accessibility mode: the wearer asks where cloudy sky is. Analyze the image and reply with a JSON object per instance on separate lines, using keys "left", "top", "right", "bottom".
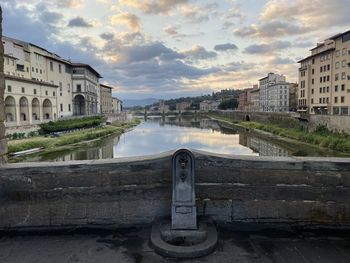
{"left": 2, "top": 0, "right": 350, "bottom": 99}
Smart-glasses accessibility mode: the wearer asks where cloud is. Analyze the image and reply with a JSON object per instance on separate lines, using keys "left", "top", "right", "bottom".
{"left": 180, "top": 3, "right": 218, "bottom": 23}
{"left": 100, "top": 32, "right": 115, "bottom": 41}
{"left": 214, "top": 43, "right": 238, "bottom": 52}
{"left": 268, "top": 56, "right": 295, "bottom": 65}
{"left": 68, "top": 17, "right": 92, "bottom": 27}
{"left": 116, "top": 42, "right": 184, "bottom": 63}
{"left": 56, "top": 0, "right": 85, "bottom": 9}
{"left": 244, "top": 41, "right": 291, "bottom": 54}
{"left": 182, "top": 45, "right": 217, "bottom": 60}
{"left": 164, "top": 26, "right": 179, "bottom": 35}
{"left": 118, "top": 0, "right": 189, "bottom": 14}
{"left": 234, "top": 0, "right": 350, "bottom": 39}
{"left": 110, "top": 13, "right": 141, "bottom": 32}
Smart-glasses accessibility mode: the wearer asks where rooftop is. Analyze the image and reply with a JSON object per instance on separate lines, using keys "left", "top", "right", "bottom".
{"left": 0, "top": 223, "right": 349, "bottom": 262}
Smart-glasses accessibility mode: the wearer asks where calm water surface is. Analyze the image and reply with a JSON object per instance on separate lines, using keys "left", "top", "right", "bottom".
{"left": 10, "top": 116, "right": 346, "bottom": 163}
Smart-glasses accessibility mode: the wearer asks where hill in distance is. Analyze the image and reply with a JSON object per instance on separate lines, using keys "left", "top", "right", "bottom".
{"left": 122, "top": 98, "right": 159, "bottom": 108}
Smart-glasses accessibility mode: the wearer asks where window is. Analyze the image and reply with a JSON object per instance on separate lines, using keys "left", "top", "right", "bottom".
{"left": 326, "top": 86, "right": 329, "bottom": 92}
{"left": 312, "top": 78, "right": 314, "bottom": 84}
{"left": 311, "top": 89, "right": 314, "bottom": 94}
{"left": 34, "top": 89, "right": 37, "bottom": 95}
{"left": 342, "top": 72, "right": 346, "bottom": 79}
{"left": 59, "top": 82, "right": 62, "bottom": 91}
{"left": 53, "top": 91, "right": 56, "bottom": 96}
{"left": 342, "top": 48, "right": 347, "bottom": 55}
{"left": 333, "top": 107, "right": 339, "bottom": 115}
{"left": 342, "top": 84, "right": 345, "bottom": 91}
{"left": 7, "top": 85, "right": 11, "bottom": 92}
{"left": 60, "top": 104, "right": 63, "bottom": 111}
{"left": 320, "top": 77, "right": 322, "bottom": 83}
{"left": 319, "top": 98, "right": 322, "bottom": 103}
{"left": 327, "top": 75, "right": 330, "bottom": 82}
{"left": 36, "top": 68, "right": 38, "bottom": 73}
{"left": 320, "top": 66, "right": 323, "bottom": 72}
{"left": 21, "top": 87, "right": 25, "bottom": 93}
{"left": 335, "top": 74, "right": 339, "bottom": 81}
{"left": 336, "top": 50, "right": 340, "bottom": 57}
{"left": 326, "top": 97, "right": 329, "bottom": 103}
{"left": 335, "top": 97, "right": 338, "bottom": 103}
{"left": 50, "top": 61, "right": 53, "bottom": 71}
{"left": 69, "top": 104, "right": 71, "bottom": 111}
{"left": 327, "top": 64, "right": 330, "bottom": 71}
{"left": 341, "top": 96, "right": 345, "bottom": 103}
{"left": 342, "top": 60, "right": 347, "bottom": 67}
{"left": 40, "top": 69, "right": 42, "bottom": 74}
{"left": 59, "top": 64, "right": 62, "bottom": 73}
{"left": 336, "top": 62, "right": 340, "bottom": 68}
{"left": 311, "top": 98, "right": 314, "bottom": 104}
{"left": 77, "top": 84, "right": 81, "bottom": 92}
{"left": 26, "top": 67, "right": 29, "bottom": 72}
{"left": 335, "top": 85, "right": 338, "bottom": 92}
{"left": 312, "top": 58, "right": 315, "bottom": 64}
{"left": 32, "top": 67, "right": 34, "bottom": 72}
{"left": 312, "top": 69, "right": 314, "bottom": 74}
{"left": 67, "top": 83, "right": 71, "bottom": 93}
{"left": 341, "top": 107, "right": 348, "bottom": 115}
{"left": 45, "top": 90, "right": 48, "bottom": 96}
{"left": 323, "top": 87, "right": 325, "bottom": 93}
{"left": 65, "top": 65, "right": 72, "bottom": 74}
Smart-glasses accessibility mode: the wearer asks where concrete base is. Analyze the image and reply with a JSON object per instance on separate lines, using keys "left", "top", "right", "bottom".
{"left": 150, "top": 217, "right": 218, "bottom": 258}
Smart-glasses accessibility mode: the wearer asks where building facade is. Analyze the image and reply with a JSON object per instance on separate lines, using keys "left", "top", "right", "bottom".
{"left": 72, "top": 63, "right": 101, "bottom": 116}
{"left": 259, "top": 73, "right": 290, "bottom": 112}
{"left": 100, "top": 84, "right": 113, "bottom": 114}
{"left": 176, "top": 101, "right": 191, "bottom": 111}
{"left": 2, "top": 36, "right": 115, "bottom": 129}
{"left": 199, "top": 100, "right": 220, "bottom": 112}
{"left": 112, "top": 97, "right": 122, "bottom": 113}
{"left": 247, "top": 87, "right": 260, "bottom": 112}
{"left": 298, "top": 30, "right": 350, "bottom": 115}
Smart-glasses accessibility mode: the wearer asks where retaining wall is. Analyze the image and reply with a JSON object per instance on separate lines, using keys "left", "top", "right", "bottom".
{"left": 0, "top": 150, "right": 349, "bottom": 230}
{"left": 309, "top": 115, "right": 350, "bottom": 134}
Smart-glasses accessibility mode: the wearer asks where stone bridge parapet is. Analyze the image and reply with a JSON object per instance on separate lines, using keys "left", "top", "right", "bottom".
{"left": 0, "top": 150, "right": 349, "bottom": 230}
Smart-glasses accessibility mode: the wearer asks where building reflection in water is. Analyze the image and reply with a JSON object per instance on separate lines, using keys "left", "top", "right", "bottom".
{"left": 239, "top": 133, "right": 289, "bottom": 157}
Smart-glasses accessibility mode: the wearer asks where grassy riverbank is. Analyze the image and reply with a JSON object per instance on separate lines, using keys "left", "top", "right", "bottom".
{"left": 8, "top": 118, "right": 141, "bottom": 154}
{"left": 210, "top": 114, "right": 350, "bottom": 154}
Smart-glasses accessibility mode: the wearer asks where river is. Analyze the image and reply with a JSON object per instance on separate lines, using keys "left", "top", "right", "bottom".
{"left": 9, "top": 116, "right": 348, "bottom": 163}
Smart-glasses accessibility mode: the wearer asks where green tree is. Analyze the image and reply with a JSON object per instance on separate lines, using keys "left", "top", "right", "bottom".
{"left": 218, "top": 98, "right": 238, "bottom": 110}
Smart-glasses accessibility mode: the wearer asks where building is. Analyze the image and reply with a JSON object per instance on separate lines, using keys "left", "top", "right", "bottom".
{"left": 100, "top": 84, "right": 113, "bottom": 114}
{"left": 112, "top": 97, "right": 122, "bottom": 113}
{"left": 259, "top": 73, "right": 290, "bottom": 112}
{"left": 72, "top": 63, "right": 102, "bottom": 116}
{"left": 2, "top": 36, "right": 107, "bottom": 129}
{"left": 159, "top": 100, "right": 170, "bottom": 112}
{"left": 238, "top": 88, "right": 254, "bottom": 111}
{"left": 176, "top": 101, "right": 191, "bottom": 111}
{"left": 289, "top": 83, "right": 298, "bottom": 112}
{"left": 199, "top": 100, "right": 220, "bottom": 112}
{"left": 247, "top": 86, "right": 260, "bottom": 112}
{"left": 298, "top": 30, "right": 350, "bottom": 115}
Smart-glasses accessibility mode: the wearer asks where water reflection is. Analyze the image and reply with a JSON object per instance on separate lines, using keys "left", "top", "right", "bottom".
{"left": 10, "top": 116, "right": 344, "bottom": 163}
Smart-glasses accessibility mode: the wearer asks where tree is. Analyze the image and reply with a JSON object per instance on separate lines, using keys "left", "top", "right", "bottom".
{"left": 218, "top": 98, "right": 238, "bottom": 110}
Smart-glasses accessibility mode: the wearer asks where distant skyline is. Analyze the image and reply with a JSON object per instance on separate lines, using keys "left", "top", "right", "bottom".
{"left": 2, "top": 0, "right": 350, "bottom": 100}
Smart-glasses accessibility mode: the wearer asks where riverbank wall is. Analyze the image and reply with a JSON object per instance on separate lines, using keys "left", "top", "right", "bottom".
{"left": 0, "top": 150, "right": 349, "bottom": 230}
{"left": 212, "top": 110, "right": 350, "bottom": 134}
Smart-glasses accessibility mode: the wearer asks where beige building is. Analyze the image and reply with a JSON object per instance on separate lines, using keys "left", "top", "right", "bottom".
{"left": 112, "top": 97, "right": 122, "bottom": 113}
{"left": 72, "top": 63, "right": 102, "bottom": 116}
{"left": 298, "top": 30, "right": 350, "bottom": 115}
{"left": 200, "top": 100, "right": 219, "bottom": 112}
{"left": 259, "top": 73, "right": 290, "bottom": 112}
{"left": 100, "top": 84, "right": 113, "bottom": 114}
{"left": 4, "top": 75, "right": 58, "bottom": 127}
{"left": 176, "top": 101, "right": 191, "bottom": 111}
{"left": 247, "top": 87, "right": 260, "bottom": 112}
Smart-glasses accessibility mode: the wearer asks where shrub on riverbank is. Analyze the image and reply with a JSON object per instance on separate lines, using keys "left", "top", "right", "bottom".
{"left": 8, "top": 119, "right": 140, "bottom": 154}
{"left": 39, "top": 116, "right": 105, "bottom": 134}
{"left": 239, "top": 121, "right": 350, "bottom": 153}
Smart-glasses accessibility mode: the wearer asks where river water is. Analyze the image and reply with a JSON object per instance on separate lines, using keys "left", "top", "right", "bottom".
{"left": 10, "top": 116, "right": 348, "bottom": 163}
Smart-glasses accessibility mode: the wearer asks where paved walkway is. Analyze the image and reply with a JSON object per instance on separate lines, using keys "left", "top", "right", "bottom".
{"left": 0, "top": 223, "right": 349, "bottom": 263}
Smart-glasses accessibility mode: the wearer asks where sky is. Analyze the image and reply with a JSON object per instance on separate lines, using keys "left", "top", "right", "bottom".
{"left": 2, "top": 0, "right": 350, "bottom": 100}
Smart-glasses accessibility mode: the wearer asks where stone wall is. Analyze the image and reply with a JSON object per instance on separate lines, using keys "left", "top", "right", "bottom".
{"left": 0, "top": 150, "right": 349, "bottom": 230}
{"left": 309, "top": 115, "right": 350, "bottom": 134}
{"left": 0, "top": 6, "right": 8, "bottom": 164}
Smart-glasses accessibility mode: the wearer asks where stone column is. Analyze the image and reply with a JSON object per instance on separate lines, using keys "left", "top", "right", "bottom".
{"left": 0, "top": 5, "right": 8, "bottom": 164}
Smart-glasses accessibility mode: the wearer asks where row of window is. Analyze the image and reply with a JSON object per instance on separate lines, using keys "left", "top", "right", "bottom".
{"left": 335, "top": 48, "right": 348, "bottom": 57}
{"left": 60, "top": 103, "right": 71, "bottom": 112}
{"left": 7, "top": 85, "right": 55, "bottom": 96}
{"left": 333, "top": 107, "right": 349, "bottom": 115}
{"left": 311, "top": 84, "right": 347, "bottom": 94}
{"left": 335, "top": 60, "right": 348, "bottom": 69}
{"left": 311, "top": 96, "right": 346, "bottom": 104}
